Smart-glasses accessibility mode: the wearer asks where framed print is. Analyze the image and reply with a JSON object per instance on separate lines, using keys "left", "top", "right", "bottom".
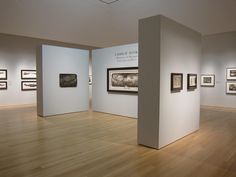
{"left": 226, "top": 68, "right": 236, "bottom": 80}
{"left": 201, "top": 74, "right": 215, "bottom": 87}
{"left": 171, "top": 73, "right": 183, "bottom": 91}
{"left": 226, "top": 82, "right": 236, "bottom": 94}
{"left": 21, "top": 81, "right": 37, "bottom": 91}
{"left": 59, "top": 74, "right": 77, "bottom": 87}
{"left": 0, "top": 69, "right": 7, "bottom": 80}
{"left": 89, "top": 75, "right": 92, "bottom": 85}
{"left": 107, "top": 67, "right": 138, "bottom": 93}
{"left": 21, "top": 70, "right": 37, "bottom": 79}
{"left": 187, "top": 74, "right": 197, "bottom": 90}
{"left": 0, "top": 81, "right": 7, "bottom": 90}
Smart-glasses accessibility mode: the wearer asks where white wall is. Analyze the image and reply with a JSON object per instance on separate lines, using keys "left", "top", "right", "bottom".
{"left": 201, "top": 32, "right": 236, "bottom": 108}
{"left": 92, "top": 43, "right": 138, "bottom": 118}
{"left": 37, "top": 45, "right": 89, "bottom": 116}
{"left": 138, "top": 15, "right": 201, "bottom": 149}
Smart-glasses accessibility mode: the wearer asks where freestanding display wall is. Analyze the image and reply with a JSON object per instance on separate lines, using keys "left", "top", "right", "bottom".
{"left": 138, "top": 15, "right": 201, "bottom": 149}
{"left": 92, "top": 44, "right": 138, "bottom": 118}
{"left": 37, "top": 45, "right": 89, "bottom": 117}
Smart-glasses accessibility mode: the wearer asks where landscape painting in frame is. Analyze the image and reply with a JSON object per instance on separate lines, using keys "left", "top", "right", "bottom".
{"left": 201, "top": 74, "right": 215, "bottom": 87}
{"left": 0, "top": 69, "right": 7, "bottom": 80}
{"left": 0, "top": 81, "right": 7, "bottom": 90}
{"left": 171, "top": 73, "right": 183, "bottom": 92}
{"left": 226, "top": 82, "right": 236, "bottom": 94}
{"left": 59, "top": 74, "right": 77, "bottom": 87}
{"left": 21, "top": 81, "right": 37, "bottom": 91}
{"left": 187, "top": 74, "right": 197, "bottom": 90}
{"left": 226, "top": 68, "right": 236, "bottom": 80}
{"left": 21, "top": 70, "right": 37, "bottom": 79}
{"left": 107, "top": 67, "right": 138, "bottom": 93}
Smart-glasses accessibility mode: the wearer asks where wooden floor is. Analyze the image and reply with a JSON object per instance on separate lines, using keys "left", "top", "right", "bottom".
{"left": 0, "top": 106, "right": 236, "bottom": 177}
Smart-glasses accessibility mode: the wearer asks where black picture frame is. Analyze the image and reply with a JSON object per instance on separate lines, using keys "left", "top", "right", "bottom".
{"left": 59, "top": 74, "right": 77, "bottom": 88}
{"left": 171, "top": 73, "right": 183, "bottom": 92}
{"left": 21, "top": 70, "right": 37, "bottom": 79}
{"left": 21, "top": 81, "right": 37, "bottom": 91}
{"left": 226, "top": 82, "right": 236, "bottom": 94}
{"left": 187, "top": 74, "right": 197, "bottom": 90}
{"left": 107, "top": 67, "right": 138, "bottom": 93}
{"left": 0, "top": 81, "right": 7, "bottom": 90}
{"left": 226, "top": 68, "right": 236, "bottom": 80}
{"left": 201, "top": 74, "right": 215, "bottom": 87}
{"left": 0, "top": 69, "right": 7, "bottom": 80}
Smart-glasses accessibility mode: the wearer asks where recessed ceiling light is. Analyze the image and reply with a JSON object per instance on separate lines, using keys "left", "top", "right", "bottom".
{"left": 99, "top": 0, "right": 119, "bottom": 4}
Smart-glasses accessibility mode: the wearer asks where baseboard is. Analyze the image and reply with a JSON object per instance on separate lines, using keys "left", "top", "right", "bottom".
{"left": 201, "top": 105, "right": 236, "bottom": 112}
{"left": 0, "top": 104, "right": 36, "bottom": 109}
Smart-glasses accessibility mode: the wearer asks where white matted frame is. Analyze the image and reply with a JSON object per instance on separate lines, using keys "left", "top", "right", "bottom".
{"left": 21, "top": 70, "right": 37, "bottom": 79}
{"left": 21, "top": 81, "right": 37, "bottom": 91}
{"left": 0, "top": 69, "right": 7, "bottom": 80}
{"left": 201, "top": 74, "right": 215, "bottom": 87}
{"left": 226, "top": 68, "right": 236, "bottom": 80}
{"left": 226, "top": 82, "right": 236, "bottom": 94}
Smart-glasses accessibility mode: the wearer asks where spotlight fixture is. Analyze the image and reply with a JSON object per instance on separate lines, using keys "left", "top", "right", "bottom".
{"left": 99, "top": 0, "right": 119, "bottom": 4}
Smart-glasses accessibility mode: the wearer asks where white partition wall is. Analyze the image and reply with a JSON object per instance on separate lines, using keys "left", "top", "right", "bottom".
{"left": 138, "top": 15, "right": 201, "bottom": 149}
{"left": 37, "top": 45, "right": 89, "bottom": 117}
{"left": 92, "top": 44, "right": 138, "bottom": 118}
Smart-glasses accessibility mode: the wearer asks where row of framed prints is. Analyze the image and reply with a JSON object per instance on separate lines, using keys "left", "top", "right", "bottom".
{"left": 171, "top": 73, "right": 197, "bottom": 91}
{"left": 0, "top": 81, "right": 37, "bottom": 91}
{"left": 0, "top": 69, "right": 8, "bottom": 90}
{"left": 21, "top": 70, "right": 37, "bottom": 91}
{"left": 0, "top": 69, "right": 37, "bottom": 80}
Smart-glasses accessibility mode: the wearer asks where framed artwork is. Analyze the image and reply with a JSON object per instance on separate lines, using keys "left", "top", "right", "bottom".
{"left": 226, "top": 82, "right": 236, "bottom": 94}
{"left": 89, "top": 75, "right": 92, "bottom": 85}
{"left": 59, "top": 74, "right": 77, "bottom": 87}
{"left": 226, "top": 68, "right": 236, "bottom": 80}
{"left": 107, "top": 67, "right": 138, "bottom": 93}
{"left": 21, "top": 81, "right": 37, "bottom": 91}
{"left": 171, "top": 73, "right": 183, "bottom": 91}
{"left": 21, "top": 70, "right": 37, "bottom": 79}
{"left": 0, "top": 69, "right": 7, "bottom": 80}
{"left": 201, "top": 74, "right": 215, "bottom": 87}
{"left": 0, "top": 81, "right": 7, "bottom": 90}
{"left": 187, "top": 74, "right": 197, "bottom": 90}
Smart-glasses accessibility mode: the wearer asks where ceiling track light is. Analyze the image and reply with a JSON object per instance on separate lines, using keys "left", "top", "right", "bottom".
{"left": 99, "top": 0, "right": 119, "bottom": 4}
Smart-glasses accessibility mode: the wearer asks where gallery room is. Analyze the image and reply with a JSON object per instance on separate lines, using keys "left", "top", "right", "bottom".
{"left": 0, "top": 0, "right": 236, "bottom": 177}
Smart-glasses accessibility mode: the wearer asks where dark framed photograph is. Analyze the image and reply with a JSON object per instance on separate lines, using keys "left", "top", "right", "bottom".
{"left": 187, "top": 74, "right": 197, "bottom": 90}
{"left": 21, "top": 70, "right": 37, "bottom": 79}
{"left": 226, "top": 68, "right": 236, "bottom": 80}
{"left": 21, "top": 81, "right": 37, "bottom": 91}
{"left": 171, "top": 73, "right": 183, "bottom": 91}
{"left": 89, "top": 75, "right": 92, "bottom": 85}
{"left": 107, "top": 67, "right": 138, "bottom": 93}
{"left": 201, "top": 74, "right": 215, "bottom": 87}
{"left": 226, "top": 82, "right": 236, "bottom": 94}
{"left": 0, "top": 69, "right": 7, "bottom": 80}
{"left": 59, "top": 74, "right": 77, "bottom": 87}
{"left": 0, "top": 81, "right": 7, "bottom": 90}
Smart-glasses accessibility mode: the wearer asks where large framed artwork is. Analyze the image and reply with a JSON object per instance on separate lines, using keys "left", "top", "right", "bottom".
{"left": 59, "top": 74, "right": 77, "bottom": 87}
{"left": 0, "top": 69, "right": 7, "bottom": 80}
{"left": 0, "top": 81, "right": 7, "bottom": 90}
{"left": 21, "top": 81, "right": 37, "bottom": 91}
{"left": 107, "top": 67, "right": 138, "bottom": 93}
{"left": 226, "top": 82, "right": 236, "bottom": 94}
{"left": 21, "top": 70, "right": 37, "bottom": 79}
{"left": 201, "top": 74, "right": 215, "bottom": 87}
{"left": 171, "top": 73, "right": 183, "bottom": 92}
{"left": 187, "top": 74, "right": 197, "bottom": 90}
{"left": 226, "top": 68, "right": 236, "bottom": 80}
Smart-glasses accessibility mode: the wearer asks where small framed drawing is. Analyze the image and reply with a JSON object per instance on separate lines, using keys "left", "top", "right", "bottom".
{"left": 21, "top": 70, "right": 37, "bottom": 79}
{"left": 187, "top": 74, "right": 197, "bottom": 90}
{"left": 0, "top": 69, "right": 7, "bottom": 80}
{"left": 89, "top": 75, "right": 92, "bottom": 85}
{"left": 0, "top": 81, "right": 7, "bottom": 90}
{"left": 107, "top": 67, "right": 138, "bottom": 93}
{"left": 226, "top": 82, "right": 236, "bottom": 94}
{"left": 21, "top": 81, "right": 37, "bottom": 91}
{"left": 171, "top": 73, "right": 183, "bottom": 91}
{"left": 201, "top": 74, "right": 215, "bottom": 87}
{"left": 59, "top": 74, "right": 77, "bottom": 87}
{"left": 226, "top": 68, "right": 236, "bottom": 80}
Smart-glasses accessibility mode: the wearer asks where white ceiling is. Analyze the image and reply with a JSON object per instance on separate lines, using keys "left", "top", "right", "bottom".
{"left": 0, "top": 0, "right": 236, "bottom": 47}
